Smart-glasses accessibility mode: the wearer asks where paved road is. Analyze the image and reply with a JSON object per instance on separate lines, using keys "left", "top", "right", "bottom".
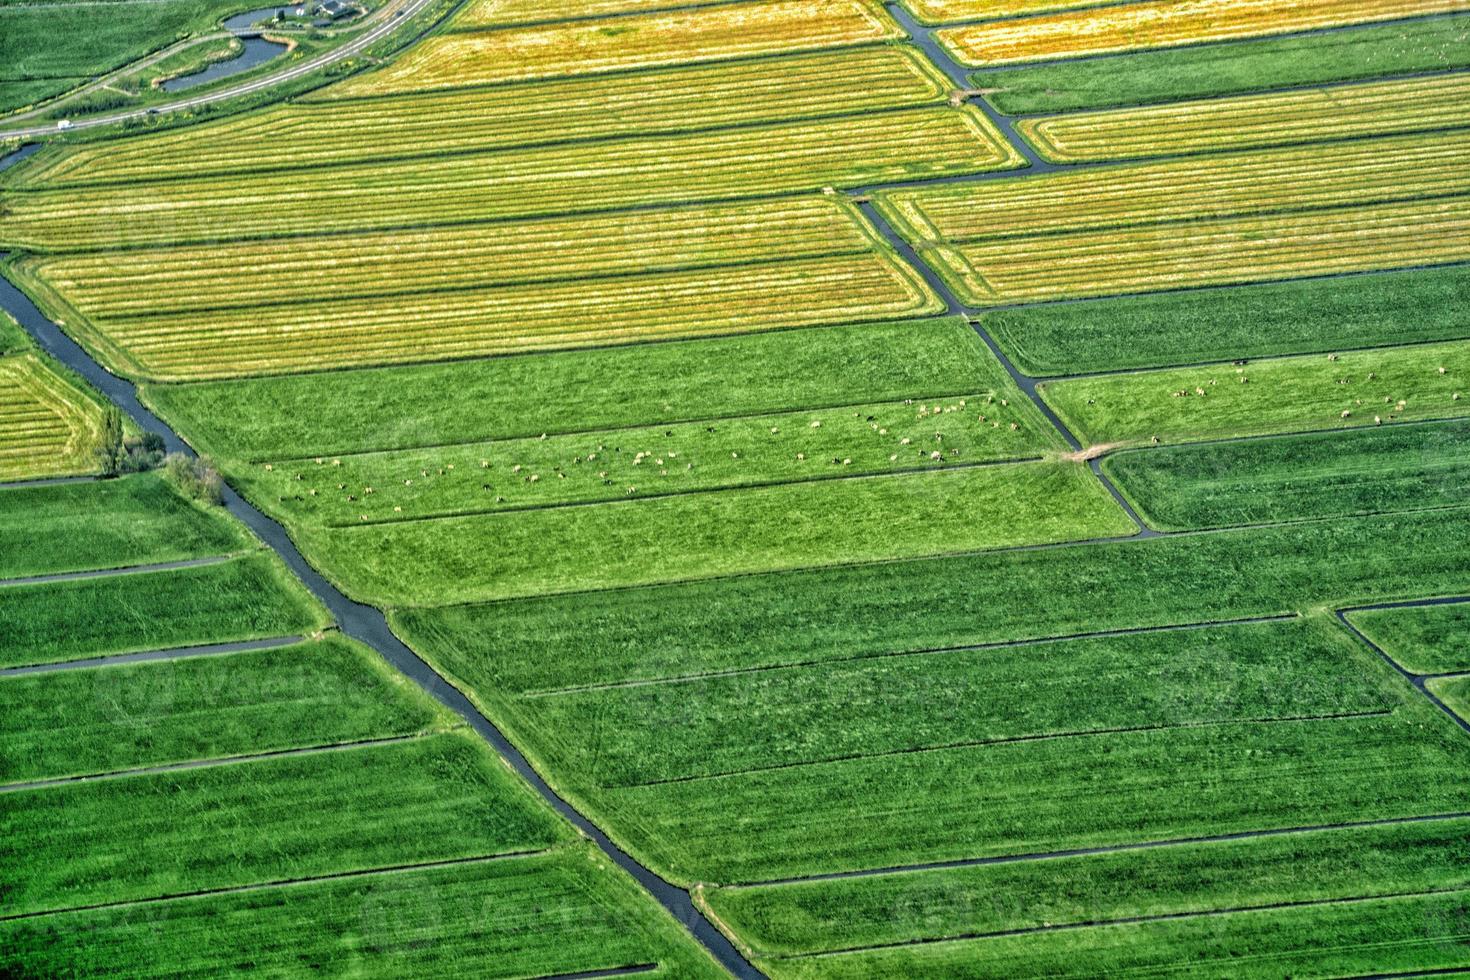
{"left": 0, "top": 0, "right": 438, "bottom": 141}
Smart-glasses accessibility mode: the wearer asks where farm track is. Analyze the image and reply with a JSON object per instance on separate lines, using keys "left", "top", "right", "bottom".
{"left": 0, "top": 732, "right": 426, "bottom": 795}
{"left": 0, "top": 274, "right": 762, "bottom": 978}
{"left": 0, "top": 553, "right": 229, "bottom": 587}
{"left": 0, "top": 635, "right": 303, "bottom": 678}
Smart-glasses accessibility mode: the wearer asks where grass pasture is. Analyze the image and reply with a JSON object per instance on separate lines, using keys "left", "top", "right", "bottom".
{"left": 1429, "top": 675, "right": 1470, "bottom": 721}
{"left": 935, "top": 0, "right": 1468, "bottom": 67}
{"left": 1018, "top": 71, "right": 1470, "bottom": 162}
{"left": 981, "top": 266, "right": 1470, "bottom": 376}
{"left": 0, "top": 844, "right": 723, "bottom": 978}
{"left": 0, "top": 732, "right": 569, "bottom": 918}
{"left": 245, "top": 392, "right": 1058, "bottom": 526}
{"left": 297, "top": 460, "right": 1132, "bottom": 605}
{"left": 0, "top": 553, "right": 329, "bottom": 669}
{"left": 0, "top": 472, "right": 250, "bottom": 578}
{"left": 1040, "top": 339, "right": 1470, "bottom": 447}
{"left": 1102, "top": 419, "right": 1470, "bottom": 530}
{"left": 974, "top": 14, "right": 1470, "bottom": 114}
{"left": 0, "top": 635, "right": 445, "bottom": 783}
{"left": 704, "top": 818, "right": 1470, "bottom": 960}
{"left": 326, "top": 0, "right": 903, "bottom": 96}
{"left": 1346, "top": 602, "right": 1470, "bottom": 674}
{"left": 142, "top": 318, "right": 1001, "bottom": 460}
{"left": 15, "top": 47, "right": 953, "bottom": 187}
{"left": 762, "top": 889, "right": 1470, "bottom": 978}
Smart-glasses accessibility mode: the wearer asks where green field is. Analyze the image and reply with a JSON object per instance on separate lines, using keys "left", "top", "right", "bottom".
{"left": 705, "top": 817, "right": 1470, "bottom": 957}
{"left": 1346, "top": 603, "right": 1470, "bottom": 675}
{"left": 1102, "top": 419, "right": 1470, "bottom": 531}
{"left": 0, "top": 732, "right": 569, "bottom": 917}
{"left": 0, "top": 0, "right": 249, "bottom": 113}
{"left": 982, "top": 266, "right": 1470, "bottom": 377}
{"left": 298, "top": 460, "right": 1131, "bottom": 605}
{"left": 0, "top": 844, "right": 723, "bottom": 978}
{"left": 974, "top": 14, "right": 1470, "bottom": 114}
{"left": 0, "top": 473, "right": 250, "bottom": 578}
{"left": 0, "top": 635, "right": 445, "bottom": 783}
{"left": 143, "top": 318, "right": 1000, "bottom": 459}
{"left": 1041, "top": 340, "right": 1470, "bottom": 448}
{"left": 1429, "top": 675, "right": 1470, "bottom": 721}
{"left": 0, "top": 553, "right": 329, "bottom": 669}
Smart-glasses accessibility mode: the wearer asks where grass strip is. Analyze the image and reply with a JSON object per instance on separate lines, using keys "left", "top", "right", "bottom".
{"left": 761, "top": 889, "right": 1470, "bottom": 979}
{"left": 704, "top": 817, "right": 1470, "bottom": 956}
{"left": 973, "top": 14, "right": 1470, "bottom": 114}
{"left": 1346, "top": 603, "right": 1470, "bottom": 674}
{"left": 0, "top": 552, "right": 330, "bottom": 669}
{"left": 1017, "top": 71, "right": 1470, "bottom": 162}
{"left": 1039, "top": 338, "right": 1470, "bottom": 447}
{"left": 1101, "top": 418, "right": 1470, "bottom": 530}
{"left": 0, "top": 472, "right": 251, "bottom": 579}
{"left": 0, "top": 634, "right": 446, "bottom": 783}
{"left": 0, "top": 731, "right": 570, "bottom": 918}
{"left": 142, "top": 318, "right": 998, "bottom": 460}
{"left": 298, "top": 461, "right": 1133, "bottom": 605}
{"left": 0, "top": 843, "right": 722, "bottom": 978}
{"left": 981, "top": 266, "right": 1470, "bottom": 376}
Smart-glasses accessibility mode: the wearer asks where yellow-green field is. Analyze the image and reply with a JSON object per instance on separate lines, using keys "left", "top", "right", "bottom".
{"left": 1019, "top": 71, "right": 1470, "bottom": 162}
{"left": 0, "top": 352, "right": 105, "bottom": 482}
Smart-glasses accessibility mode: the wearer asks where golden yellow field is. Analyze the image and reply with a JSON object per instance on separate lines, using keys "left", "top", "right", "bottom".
{"left": 936, "top": 196, "right": 1470, "bottom": 303}
{"left": 1018, "top": 72, "right": 1470, "bottom": 162}
{"left": 44, "top": 249, "right": 941, "bottom": 380}
{"left": 457, "top": 0, "right": 738, "bottom": 27}
{"left": 902, "top": 0, "right": 1115, "bottom": 24}
{"left": 328, "top": 0, "right": 902, "bottom": 96}
{"left": 20, "top": 48, "right": 949, "bottom": 187}
{"left": 937, "top": 0, "right": 1470, "bottom": 66}
{"left": 0, "top": 353, "right": 105, "bottom": 481}
{"left": 1, "top": 106, "right": 1019, "bottom": 252}
{"left": 875, "top": 131, "right": 1470, "bottom": 242}
{"left": 26, "top": 197, "right": 882, "bottom": 315}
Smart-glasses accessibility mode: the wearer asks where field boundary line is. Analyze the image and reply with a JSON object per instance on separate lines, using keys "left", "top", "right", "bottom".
{"left": 0, "top": 553, "right": 232, "bottom": 588}
{"left": 0, "top": 849, "right": 554, "bottom": 923}
{"left": 785, "top": 886, "right": 1470, "bottom": 959}
{"left": 739, "top": 810, "right": 1470, "bottom": 887}
{"left": 0, "top": 635, "right": 305, "bottom": 678}
{"left": 535, "top": 967, "right": 659, "bottom": 980}
{"left": 0, "top": 732, "right": 435, "bottom": 794}
{"left": 319, "top": 456, "right": 1047, "bottom": 529}
{"left": 610, "top": 710, "right": 1393, "bottom": 790}
{"left": 524, "top": 613, "right": 1303, "bottom": 697}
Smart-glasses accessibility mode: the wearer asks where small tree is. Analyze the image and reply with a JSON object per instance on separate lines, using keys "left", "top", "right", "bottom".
{"left": 95, "top": 408, "right": 125, "bottom": 477}
{"left": 163, "top": 453, "right": 224, "bottom": 505}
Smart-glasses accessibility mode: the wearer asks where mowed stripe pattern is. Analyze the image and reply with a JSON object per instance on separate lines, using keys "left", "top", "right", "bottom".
{"left": 1019, "top": 72, "right": 1470, "bottom": 162}
{"left": 1, "top": 107, "right": 1024, "bottom": 251}
{"left": 326, "top": 0, "right": 904, "bottom": 96}
{"left": 936, "top": 0, "right": 1470, "bottom": 66}
{"left": 27, "top": 197, "right": 884, "bottom": 316}
{"left": 83, "top": 251, "right": 943, "bottom": 379}
{"left": 875, "top": 131, "right": 1470, "bottom": 303}
{"left": 18, "top": 48, "right": 952, "bottom": 187}
{"left": 0, "top": 355, "right": 103, "bottom": 481}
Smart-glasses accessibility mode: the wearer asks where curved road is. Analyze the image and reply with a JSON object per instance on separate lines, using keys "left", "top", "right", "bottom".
{"left": 0, "top": 0, "right": 440, "bottom": 141}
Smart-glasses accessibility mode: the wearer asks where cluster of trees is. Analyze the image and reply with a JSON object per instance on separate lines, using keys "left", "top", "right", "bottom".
{"left": 96, "top": 408, "right": 223, "bottom": 504}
